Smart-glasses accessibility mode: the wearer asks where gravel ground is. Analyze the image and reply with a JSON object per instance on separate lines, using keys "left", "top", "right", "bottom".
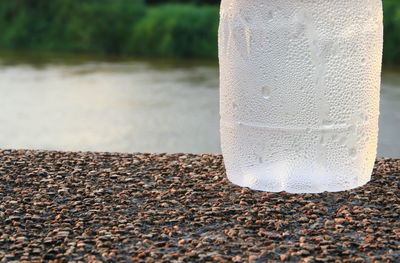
{"left": 0, "top": 149, "right": 399, "bottom": 263}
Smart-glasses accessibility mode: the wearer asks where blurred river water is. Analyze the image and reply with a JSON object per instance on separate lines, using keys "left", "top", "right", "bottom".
{"left": 0, "top": 51, "right": 399, "bottom": 157}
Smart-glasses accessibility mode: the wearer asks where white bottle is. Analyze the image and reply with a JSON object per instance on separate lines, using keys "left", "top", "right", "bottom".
{"left": 219, "top": 0, "right": 383, "bottom": 193}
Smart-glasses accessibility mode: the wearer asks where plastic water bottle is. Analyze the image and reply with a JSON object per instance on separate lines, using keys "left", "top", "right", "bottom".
{"left": 219, "top": 0, "right": 383, "bottom": 193}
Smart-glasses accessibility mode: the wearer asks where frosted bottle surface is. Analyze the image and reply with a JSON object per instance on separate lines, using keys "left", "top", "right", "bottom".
{"left": 218, "top": 0, "right": 383, "bottom": 193}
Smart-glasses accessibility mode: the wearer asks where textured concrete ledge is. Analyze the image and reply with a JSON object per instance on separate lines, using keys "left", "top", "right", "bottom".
{"left": 0, "top": 149, "right": 399, "bottom": 262}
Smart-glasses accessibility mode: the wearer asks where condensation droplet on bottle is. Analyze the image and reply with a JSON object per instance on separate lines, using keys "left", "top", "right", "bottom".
{"left": 262, "top": 86, "right": 271, "bottom": 99}
{"left": 232, "top": 102, "right": 238, "bottom": 109}
{"left": 349, "top": 148, "right": 357, "bottom": 159}
{"left": 267, "top": 10, "right": 273, "bottom": 22}
{"left": 320, "top": 135, "right": 326, "bottom": 146}
{"left": 322, "top": 119, "right": 333, "bottom": 127}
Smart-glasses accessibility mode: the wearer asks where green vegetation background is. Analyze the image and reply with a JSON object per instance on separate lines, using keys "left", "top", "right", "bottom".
{"left": 0, "top": 0, "right": 398, "bottom": 65}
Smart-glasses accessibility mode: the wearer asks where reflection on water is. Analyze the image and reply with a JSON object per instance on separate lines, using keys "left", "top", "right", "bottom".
{"left": 0, "top": 51, "right": 399, "bottom": 156}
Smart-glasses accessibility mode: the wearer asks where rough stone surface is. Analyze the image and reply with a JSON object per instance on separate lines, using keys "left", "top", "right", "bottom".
{"left": 0, "top": 149, "right": 399, "bottom": 262}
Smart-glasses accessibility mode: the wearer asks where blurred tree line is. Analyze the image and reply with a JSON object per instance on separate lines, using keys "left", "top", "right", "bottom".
{"left": 147, "top": 0, "right": 219, "bottom": 5}
{"left": 0, "top": 0, "right": 399, "bottom": 65}
{"left": 0, "top": 0, "right": 219, "bottom": 58}
{"left": 382, "top": 0, "right": 400, "bottom": 65}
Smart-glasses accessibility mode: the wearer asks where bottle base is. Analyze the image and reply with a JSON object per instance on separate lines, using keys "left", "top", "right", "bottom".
{"left": 220, "top": 118, "right": 377, "bottom": 194}
{"left": 226, "top": 172, "right": 371, "bottom": 194}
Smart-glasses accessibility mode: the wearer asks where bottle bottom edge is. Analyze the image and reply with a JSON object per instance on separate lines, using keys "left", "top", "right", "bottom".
{"left": 226, "top": 174, "right": 371, "bottom": 194}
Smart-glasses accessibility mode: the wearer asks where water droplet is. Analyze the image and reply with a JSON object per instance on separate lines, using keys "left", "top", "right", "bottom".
{"left": 267, "top": 10, "right": 273, "bottom": 21}
{"left": 232, "top": 102, "right": 238, "bottom": 109}
{"left": 339, "top": 136, "right": 347, "bottom": 145}
{"left": 258, "top": 156, "right": 263, "bottom": 164}
{"left": 322, "top": 119, "right": 333, "bottom": 126}
{"left": 349, "top": 148, "right": 357, "bottom": 159}
{"left": 320, "top": 135, "right": 326, "bottom": 145}
{"left": 262, "top": 86, "right": 271, "bottom": 99}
